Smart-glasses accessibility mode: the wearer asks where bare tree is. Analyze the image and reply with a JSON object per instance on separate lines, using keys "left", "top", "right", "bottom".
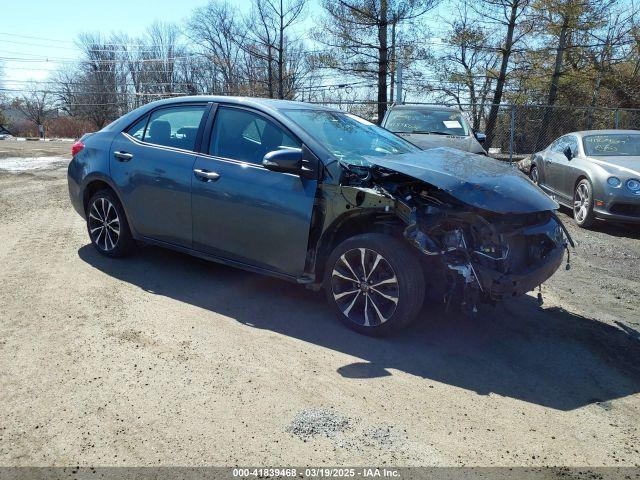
{"left": 187, "top": 0, "right": 245, "bottom": 95}
{"left": 14, "top": 83, "right": 53, "bottom": 129}
{"left": 243, "top": 0, "right": 308, "bottom": 98}
{"left": 63, "top": 33, "right": 122, "bottom": 128}
{"left": 533, "top": 0, "right": 615, "bottom": 146}
{"left": 0, "top": 62, "right": 7, "bottom": 128}
{"left": 429, "top": 1, "right": 499, "bottom": 128}
{"left": 582, "top": 4, "right": 637, "bottom": 125}
{"left": 245, "top": 0, "right": 279, "bottom": 97}
{"left": 478, "top": 0, "right": 532, "bottom": 147}
{"left": 314, "top": 0, "right": 439, "bottom": 122}
{"left": 141, "top": 22, "right": 184, "bottom": 95}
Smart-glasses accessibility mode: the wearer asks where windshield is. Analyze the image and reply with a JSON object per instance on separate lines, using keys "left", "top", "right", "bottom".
{"left": 283, "top": 109, "right": 419, "bottom": 166}
{"left": 384, "top": 108, "right": 470, "bottom": 136}
{"left": 583, "top": 134, "right": 640, "bottom": 156}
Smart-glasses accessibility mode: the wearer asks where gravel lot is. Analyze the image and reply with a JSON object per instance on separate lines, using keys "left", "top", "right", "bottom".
{"left": 0, "top": 141, "right": 639, "bottom": 466}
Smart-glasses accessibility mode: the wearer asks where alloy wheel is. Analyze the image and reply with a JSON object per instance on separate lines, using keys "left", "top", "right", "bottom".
{"left": 88, "top": 197, "right": 120, "bottom": 252}
{"left": 574, "top": 183, "right": 590, "bottom": 223}
{"left": 330, "top": 248, "right": 399, "bottom": 327}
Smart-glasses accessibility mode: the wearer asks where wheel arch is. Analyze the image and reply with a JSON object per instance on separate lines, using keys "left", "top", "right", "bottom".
{"left": 83, "top": 179, "right": 114, "bottom": 211}
{"left": 81, "top": 175, "right": 137, "bottom": 237}
{"left": 528, "top": 155, "right": 542, "bottom": 183}
{"left": 573, "top": 172, "right": 596, "bottom": 196}
{"left": 574, "top": 174, "right": 590, "bottom": 190}
{"left": 312, "top": 210, "right": 405, "bottom": 284}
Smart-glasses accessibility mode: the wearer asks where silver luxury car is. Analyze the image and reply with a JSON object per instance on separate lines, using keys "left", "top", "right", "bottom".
{"left": 381, "top": 104, "right": 487, "bottom": 155}
{"left": 527, "top": 130, "right": 640, "bottom": 227}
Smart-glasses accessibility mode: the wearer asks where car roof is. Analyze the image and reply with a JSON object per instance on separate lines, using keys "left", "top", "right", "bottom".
{"left": 103, "top": 95, "right": 342, "bottom": 134}
{"left": 137, "top": 95, "right": 338, "bottom": 112}
{"left": 387, "top": 104, "right": 461, "bottom": 112}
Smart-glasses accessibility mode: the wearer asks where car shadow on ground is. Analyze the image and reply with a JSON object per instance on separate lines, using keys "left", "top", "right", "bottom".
{"left": 78, "top": 244, "right": 640, "bottom": 412}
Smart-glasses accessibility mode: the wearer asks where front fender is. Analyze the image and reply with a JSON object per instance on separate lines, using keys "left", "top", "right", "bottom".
{"left": 568, "top": 160, "right": 602, "bottom": 200}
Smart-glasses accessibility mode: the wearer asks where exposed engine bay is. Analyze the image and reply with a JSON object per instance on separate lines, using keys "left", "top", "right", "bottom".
{"left": 332, "top": 159, "right": 574, "bottom": 315}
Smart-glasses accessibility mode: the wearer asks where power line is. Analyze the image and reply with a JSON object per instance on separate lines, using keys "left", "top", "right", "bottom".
{"left": 0, "top": 87, "right": 190, "bottom": 96}
{"left": 0, "top": 31, "right": 165, "bottom": 48}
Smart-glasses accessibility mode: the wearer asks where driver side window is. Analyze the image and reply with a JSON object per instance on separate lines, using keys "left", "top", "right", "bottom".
{"left": 210, "top": 107, "right": 300, "bottom": 165}
{"left": 566, "top": 136, "right": 579, "bottom": 157}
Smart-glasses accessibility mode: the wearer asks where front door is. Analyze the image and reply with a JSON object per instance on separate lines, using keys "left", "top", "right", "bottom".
{"left": 110, "top": 104, "right": 208, "bottom": 247}
{"left": 559, "top": 135, "right": 580, "bottom": 199}
{"left": 191, "top": 106, "right": 317, "bottom": 277}
{"left": 542, "top": 136, "right": 569, "bottom": 197}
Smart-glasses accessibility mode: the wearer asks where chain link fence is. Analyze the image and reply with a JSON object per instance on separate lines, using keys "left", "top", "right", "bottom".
{"left": 307, "top": 100, "right": 640, "bottom": 159}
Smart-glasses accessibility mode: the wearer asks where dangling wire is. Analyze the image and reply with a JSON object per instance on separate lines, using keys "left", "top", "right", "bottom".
{"left": 537, "top": 284, "right": 543, "bottom": 305}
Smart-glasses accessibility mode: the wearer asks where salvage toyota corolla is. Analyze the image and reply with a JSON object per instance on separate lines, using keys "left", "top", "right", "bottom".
{"left": 68, "top": 97, "right": 572, "bottom": 335}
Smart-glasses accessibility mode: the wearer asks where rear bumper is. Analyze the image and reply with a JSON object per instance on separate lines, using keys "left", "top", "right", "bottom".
{"left": 67, "top": 160, "right": 85, "bottom": 219}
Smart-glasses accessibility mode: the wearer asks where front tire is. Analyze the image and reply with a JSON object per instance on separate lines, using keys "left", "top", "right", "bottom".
{"left": 530, "top": 165, "right": 539, "bottom": 185}
{"left": 573, "top": 179, "right": 595, "bottom": 228}
{"left": 86, "top": 189, "right": 135, "bottom": 257}
{"left": 324, "top": 233, "right": 425, "bottom": 336}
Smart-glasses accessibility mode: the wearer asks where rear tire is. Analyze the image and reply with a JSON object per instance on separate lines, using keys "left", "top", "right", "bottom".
{"left": 324, "top": 233, "right": 425, "bottom": 336}
{"left": 573, "top": 178, "right": 595, "bottom": 228}
{"left": 86, "top": 189, "right": 135, "bottom": 257}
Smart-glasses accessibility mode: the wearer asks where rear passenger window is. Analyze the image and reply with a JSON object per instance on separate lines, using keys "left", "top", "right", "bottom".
{"left": 210, "top": 107, "right": 300, "bottom": 164}
{"left": 127, "top": 116, "right": 148, "bottom": 140}
{"left": 143, "top": 105, "right": 206, "bottom": 152}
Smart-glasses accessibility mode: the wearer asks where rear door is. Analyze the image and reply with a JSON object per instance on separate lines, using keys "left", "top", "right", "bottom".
{"left": 110, "top": 103, "right": 209, "bottom": 247}
{"left": 191, "top": 105, "right": 317, "bottom": 277}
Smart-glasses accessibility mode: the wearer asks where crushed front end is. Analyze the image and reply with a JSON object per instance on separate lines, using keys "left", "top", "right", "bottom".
{"left": 391, "top": 180, "right": 570, "bottom": 312}
{"left": 331, "top": 154, "right": 573, "bottom": 313}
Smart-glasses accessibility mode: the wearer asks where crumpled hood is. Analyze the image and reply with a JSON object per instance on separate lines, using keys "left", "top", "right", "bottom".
{"left": 365, "top": 147, "right": 558, "bottom": 214}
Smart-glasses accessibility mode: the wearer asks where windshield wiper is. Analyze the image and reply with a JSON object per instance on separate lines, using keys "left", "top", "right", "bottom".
{"left": 404, "top": 130, "right": 452, "bottom": 135}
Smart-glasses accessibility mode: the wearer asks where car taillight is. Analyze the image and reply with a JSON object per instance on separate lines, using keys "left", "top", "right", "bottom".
{"left": 71, "top": 141, "right": 85, "bottom": 157}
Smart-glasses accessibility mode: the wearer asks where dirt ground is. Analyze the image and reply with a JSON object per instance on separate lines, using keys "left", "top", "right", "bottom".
{"left": 0, "top": 146, "right": 639, "bottom": 467}
{"left": 0, "top": 139, "right": 72, "bottom": 159}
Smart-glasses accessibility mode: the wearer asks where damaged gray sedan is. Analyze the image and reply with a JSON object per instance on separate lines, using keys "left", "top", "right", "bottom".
{"left": 68, "top": 97, "right": 572, "bottom": 336}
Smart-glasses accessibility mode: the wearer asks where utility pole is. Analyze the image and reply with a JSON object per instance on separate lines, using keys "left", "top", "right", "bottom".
{"left": 396, "top": 61, "right": 403, "bottom": 104}
{"left": 390, "top": 20, "right": 396, "bottom": 104}
{"left": 278, "top": 0, "right": 285, "bottom": 99}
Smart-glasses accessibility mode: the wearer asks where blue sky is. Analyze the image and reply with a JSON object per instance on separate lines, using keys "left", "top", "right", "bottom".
{"left": 0, "top": 0, "right": 447, "bottom": 93}
{"left": 0, "top": 0, "right": 279, "bottom": 84}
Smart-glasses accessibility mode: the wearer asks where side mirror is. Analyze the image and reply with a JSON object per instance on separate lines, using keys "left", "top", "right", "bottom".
{"left": 474, "top": 131, "right": 486, "bottom": 144}
{"left": 263, "top": 148, "right": 303, "bottom": 173}
{"left": 563, "top": 146, "right": 573, "bottom": 160}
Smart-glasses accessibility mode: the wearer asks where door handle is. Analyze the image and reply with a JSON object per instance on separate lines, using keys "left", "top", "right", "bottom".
{"left": 194, "top": 169, "right": 221, "bottom": 182}
{"left": 114, "top": 151, "right": 134, "bottom": 162}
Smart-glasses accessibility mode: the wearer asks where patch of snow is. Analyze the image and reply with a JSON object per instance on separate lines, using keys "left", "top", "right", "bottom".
{"left": 0, "top": 156, "right": 69, "bottom": 172}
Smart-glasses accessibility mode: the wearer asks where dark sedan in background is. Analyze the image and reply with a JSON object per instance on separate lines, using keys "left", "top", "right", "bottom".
{"left": 381, "top": 104, "right": 487, "bottom": 155}
{"left": 527, "top": 130, "right": 640, "bottom": 227}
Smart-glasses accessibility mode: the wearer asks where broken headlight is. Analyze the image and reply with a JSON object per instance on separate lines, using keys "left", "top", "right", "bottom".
{"left": 441, "top": 229, "right": 465, "bottom": 249}
{"left": 474, "top": 244, "right": 509, "bottom": 261}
